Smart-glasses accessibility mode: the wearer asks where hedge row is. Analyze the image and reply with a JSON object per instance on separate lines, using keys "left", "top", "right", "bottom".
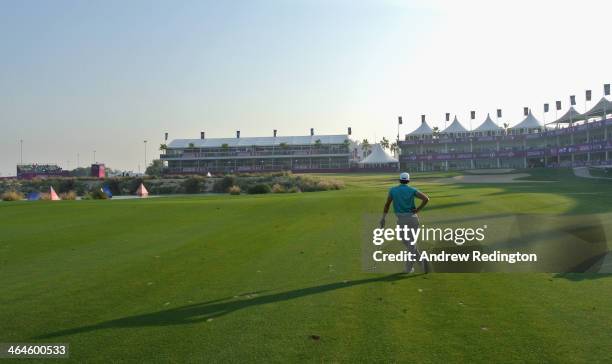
{"left": 0, "top": 172, "right": 344, "bottom": 197}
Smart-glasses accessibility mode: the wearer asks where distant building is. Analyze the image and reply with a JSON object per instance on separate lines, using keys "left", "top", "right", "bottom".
{"left": 358, "top": 144, "right": 399, "bottom": 171}
{"left": 91, "top": 163, "right": 106, "bottom": 178}
{"left": 16, "top": 164, "right": 70, "bottom": 180}
{"left": 161, "top": 132, "right": 352, "bottom": 174}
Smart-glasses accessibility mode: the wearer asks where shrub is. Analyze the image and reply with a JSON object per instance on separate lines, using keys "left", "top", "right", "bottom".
{"left": 271, "top": 183, "right": 286, "bottom": 193}
{"left": 57, "top": 179, "right": 76, "bottom": 193}
{"left": 60, "top": 191, "right": 77, "bottom": 200}
{"left": 106, "top": 178, "right": 122, "bottom": 196}
{"left": 288, "top": 186, "right": 301, "bottom": 193}
{"left": 86, "top": 189, "right": 109, "bottom": 200}
{"left": 295, "top": 175, "right": 319, "bottom": 192}
{"left": 183, "top": 177, "right": 203, "bottom": 194}
{"left": 295, "top": 175, "right": 344, "bottom": 192}
{"left": 213, "top": 176, "right": 235, "bottom": 193}
{"left": 0, "top": 180, "right": 21, "bottom": 196}
{"left": 149, "top": 183, "right": 177, "bottom": 195}
{"left": 248, "top": 183, "right": 271, "bottom": 194}
{"left": 228, "top": 185, "right": 241, "bottom": 195}
{"left": 315, "top": 178, "right": 345, "bottom": 191}
{"left": 40, "top": 193, "right": 51, "bottom": 200}
{"left": 1, "top": 190, "right": 23, "bottom": 201}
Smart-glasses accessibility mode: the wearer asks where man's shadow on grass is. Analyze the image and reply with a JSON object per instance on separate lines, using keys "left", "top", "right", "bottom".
{"left": 35, "top": 273, "right": 418, "bottom": 339}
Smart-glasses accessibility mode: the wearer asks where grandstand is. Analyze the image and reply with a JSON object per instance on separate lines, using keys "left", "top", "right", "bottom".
{"left": 16, "top": 164, "right": 70, "bottom": 179}
{"left": 161, "top": 131, "right": 352, "bottom": 174}
{"left": 400, "top": 91, "right": 612, "bottom": 171}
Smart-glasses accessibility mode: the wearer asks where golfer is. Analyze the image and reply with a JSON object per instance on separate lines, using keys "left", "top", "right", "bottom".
{"left": 380, "top": 172, "right": 430, "bottom": 273}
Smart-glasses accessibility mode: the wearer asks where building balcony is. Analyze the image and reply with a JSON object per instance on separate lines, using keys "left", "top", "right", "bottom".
{"left": 400, "top": 140, "right": 612, "bottom": 162}
{"left": 160, "top": 151, "right": 350, "bottom": 160}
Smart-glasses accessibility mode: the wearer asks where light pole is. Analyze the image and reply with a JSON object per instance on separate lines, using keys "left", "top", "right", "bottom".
{"left": 144, "top": 140, "right": 148, "bottom": 170}
{"left": 19, "top": 139, "right": 23, "bottom": 165}
{"left": 77, "top": 153, "right": 80, "bottom": 168}
{"left": 93, "top": 150, "right": 96, "bottom": 163}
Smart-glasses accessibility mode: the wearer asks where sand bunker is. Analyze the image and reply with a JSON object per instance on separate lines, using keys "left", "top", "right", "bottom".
{"left": 436, "top": 173, "right": 550, "bottom": 184}
{"left": 464, "top": 169, "right": 515, "bottom": 174}
{"left": 573, "top": 167, "right": 612, "bottom": 180}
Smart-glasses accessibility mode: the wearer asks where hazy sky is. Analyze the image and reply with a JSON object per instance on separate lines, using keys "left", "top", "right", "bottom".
{"left": 1, "top": 0, "right": 610, "bottom": 176}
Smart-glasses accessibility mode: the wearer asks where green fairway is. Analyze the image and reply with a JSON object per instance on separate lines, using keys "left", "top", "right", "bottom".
{"left": 1, "top": 169, "right": 612, "bottom": 362}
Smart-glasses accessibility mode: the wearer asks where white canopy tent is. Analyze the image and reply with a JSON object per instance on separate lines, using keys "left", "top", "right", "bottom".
{"left": 547, "top": 107, "right": 585, "bottom": 125}
{"left": 442, "top": 116, "right": 468, "bottom": 134}
{"left": 407, "top": 120, "right": 433, "bottom": 136}
{"left": 583, "top": 97, "right": 612, "bottom": 119}
{"left": 511, "top": 111, "right": 544, "bottom": 131}
{"left": 359, "top": 144, "right": 399, "bottom": 167}
{"left": 473, "top": 114, "right": 502, "bottom": 133}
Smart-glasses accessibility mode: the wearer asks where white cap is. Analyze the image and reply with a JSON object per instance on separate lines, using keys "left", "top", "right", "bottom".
{"left": 400, "top": 172, "right": 410, "bottom": 181}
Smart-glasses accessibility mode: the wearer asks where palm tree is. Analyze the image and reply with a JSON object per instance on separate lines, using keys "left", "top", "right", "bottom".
{"left": 361, "top": 139, "right": 371, "bottom": 156}
{"left": 380, "top": 137, "right": 390, "bottom": 150}
{"left": 390, "top": 142, "right": 399, "bottom": 157}
{"left": 314, "top": 139, "right": 322, "bottom": 149}
{"left": 188, "top": 142, "right": 195, "bottom": 149}
{"left": 503, "top": 123, "right": 510, "bottom": 135}
{"left": 432, "top": 126, "right": 440, "bottom": 139}
{"left": 159, "top": 144, "right": 167, "bottom": 151}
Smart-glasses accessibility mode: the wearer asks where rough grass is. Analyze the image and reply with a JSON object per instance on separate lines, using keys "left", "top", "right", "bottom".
{"left": 1, "top": 168, "right": 611, "bottom": 362}
{"left": 1, "top": 190, "right": 23, "bottom": 201}
{"left": 60, "top": 191, "right": 78, "bottom": 200}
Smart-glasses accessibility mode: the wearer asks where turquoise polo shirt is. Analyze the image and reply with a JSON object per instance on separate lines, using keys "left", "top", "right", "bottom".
{"left": 388, "top": 184, "right": 419, "bottom": 214}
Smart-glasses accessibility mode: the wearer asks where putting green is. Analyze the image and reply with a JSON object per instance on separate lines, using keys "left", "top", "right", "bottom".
{"left": 1, "top": 168, "right": 611, "bottom": 362}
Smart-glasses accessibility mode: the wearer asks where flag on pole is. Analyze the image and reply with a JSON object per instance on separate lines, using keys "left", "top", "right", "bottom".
{"left": 586, "top": 90, "right": 592, "bottom": 101}
{"left": 445, "top": 113, "right": 450, "bottom": 122}
{"left": 470, "top": 111, "right": 475, "bottom": 120}
{"left": 398, "top": 116, "right": 402, "bottom": 125}
{"left": 570, "top": 95, "right": 576, "bottom": 106}
{"left": 523, "top": 107, "right": 529, "bottom": 116}
{"left": 605, "top": 84, "right": 611, "bottom": 96}
{"left": 348, "top": 127, "right": 352, "bottom": 135}
{"left": 544, "top": 103, "right": 549, "bottom": 113}
{"left": 556, "top": 101, "right": 562, "bottom": 110}
{"left": 164, "top": 132, "right": 168, "bottom": 141}
{"left": 421, "top": 115, "right": 426, "bottom": 123}
{"left": 497, "top": 109, "right": 502, "bottom": 118}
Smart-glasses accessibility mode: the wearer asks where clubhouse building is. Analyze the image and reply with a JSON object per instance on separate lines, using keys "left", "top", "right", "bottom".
{"left": 161, "top": 131, "right": 352, "bottom": 174}
{"left": 400, "top": 97, "right": 612, "bottom": 171}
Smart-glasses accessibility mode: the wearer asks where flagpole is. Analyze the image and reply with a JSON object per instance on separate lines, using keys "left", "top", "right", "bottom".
{"left": 397, "top": 116, "right": 401, "bottom": 145}
{"left": 570, "top": 96, "right": 574, "bottom": 127}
